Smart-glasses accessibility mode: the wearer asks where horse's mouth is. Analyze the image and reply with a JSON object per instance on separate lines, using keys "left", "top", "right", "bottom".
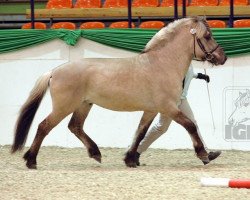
{"left": 206, "top": 57, "right": 218, "bottom": 66}
{"left": 209, "top": 56, "right": 227, "bottom": 66}
{"left": 213, "top": 61, "right": 220, "bottom": 66}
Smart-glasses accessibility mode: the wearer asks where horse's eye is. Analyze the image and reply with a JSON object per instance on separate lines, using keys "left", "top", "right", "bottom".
{"left": 204, "top": 34, "right": 211, "bottom": 40}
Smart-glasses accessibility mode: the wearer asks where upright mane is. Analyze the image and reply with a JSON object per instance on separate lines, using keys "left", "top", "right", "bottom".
{"left": 143, "top": 17, "right": 208, "bottom": 53}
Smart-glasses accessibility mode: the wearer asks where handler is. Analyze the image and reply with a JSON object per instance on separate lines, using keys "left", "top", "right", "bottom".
{"left": 135, "top": 65, "right": 221, "bottom": 165}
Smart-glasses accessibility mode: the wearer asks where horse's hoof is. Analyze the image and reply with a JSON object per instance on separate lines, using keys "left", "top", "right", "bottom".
{"left": 197, "top": 154, "right": 210, "bottom": 165}
{"left": 202, "top": 160, "right": 210, "bottom": 165}
{"left": 92, "top": 154, "right": 102, "bottom": 163}
{"left": 125, "top": 162, "right": 137, "bottom": 168}
{"left": 200, "top": 151, "right": 222, "bottom": 165}
{"left": 195, "top": 147, "right": 210, "bottom": 165}
{"left": 23, "top": 150, "right": 37, "bottom": 169}
{"left": 88, "top": 147, "right": 102, "bottom": 163}
{"left": 208, "top": 151, "right": 221, "bottom": 161}
{"left": 124, "top": 151, "right": 138, "bottom": 168}
{"left": 26, "top": 162, "right": 37, "bottom": 169}
{"left": 198, "top": 155, "right": 209, "bottom": 165}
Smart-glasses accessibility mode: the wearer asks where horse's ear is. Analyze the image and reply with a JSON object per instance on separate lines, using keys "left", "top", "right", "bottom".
{"left": 239, "top": 91, "right": 243, "bottom": 96}
{"left": 202, "top": 15, "right": 207, "bottom": 21}
{"left": 194, "top": 16, "right": 206, "bottom": 22}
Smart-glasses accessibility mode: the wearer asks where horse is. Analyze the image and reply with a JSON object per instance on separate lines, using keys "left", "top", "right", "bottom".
{"left": 11, "top": 17, "right": 227, "bottom": 169}
{"left": 228, "top": 89, "right": 250, "bottom": 127}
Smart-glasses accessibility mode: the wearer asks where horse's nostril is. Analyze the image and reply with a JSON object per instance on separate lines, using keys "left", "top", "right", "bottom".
{"left": 223, "top": 56, "right": 227, "bottom": 64}
{"left": 221, "top": 56, "right": 227, "bottom": 65}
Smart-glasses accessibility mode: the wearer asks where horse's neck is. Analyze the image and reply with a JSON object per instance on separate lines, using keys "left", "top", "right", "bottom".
{"left": 148, "top": 33, "right": 193, "bottom": 78}
{"left": 164, "top": 41, "right": 192, "bottom": 66}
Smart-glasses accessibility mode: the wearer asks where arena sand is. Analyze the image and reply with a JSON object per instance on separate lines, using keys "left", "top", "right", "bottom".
{"left": 0, "top": 146, "right": 249, "bottom": 200}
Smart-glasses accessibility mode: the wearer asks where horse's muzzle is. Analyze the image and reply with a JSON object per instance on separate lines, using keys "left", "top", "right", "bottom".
{"left": 212, "top": 47, "right": 227, "bottom": 66}
{"left": 221, "top": 55, "right": 227, "bottom": 65}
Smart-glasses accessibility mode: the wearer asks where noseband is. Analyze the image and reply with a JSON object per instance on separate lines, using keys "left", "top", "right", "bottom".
{"left": 193, "top": 33, "right": 219, "bottom": 64}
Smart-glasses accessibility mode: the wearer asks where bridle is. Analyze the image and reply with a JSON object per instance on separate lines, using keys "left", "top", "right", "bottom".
{"left": 192, "top": 30, "right": 219, "bottom": 64}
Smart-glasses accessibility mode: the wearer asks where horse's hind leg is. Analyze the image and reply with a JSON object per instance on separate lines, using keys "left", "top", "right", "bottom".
{"left": 124, "top": 112, "right": 157, "bottom": 168}
{"left": 68, "top": 102, "right": 101, "bottom": 163}
{"left": 23, "top": 112, "right": 67, "bottom": 169}
{"left": 172, "top": 110, "right": 209, "bottom": 164}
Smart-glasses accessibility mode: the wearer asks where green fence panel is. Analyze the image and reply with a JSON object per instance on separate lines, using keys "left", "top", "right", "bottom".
{"left": 0, "top": 28, "right": 250, "bottom": 57}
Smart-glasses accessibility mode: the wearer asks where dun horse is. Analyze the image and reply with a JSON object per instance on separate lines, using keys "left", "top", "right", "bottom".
{"left": 12, "top": 17, "right": 227, "bottom": 169}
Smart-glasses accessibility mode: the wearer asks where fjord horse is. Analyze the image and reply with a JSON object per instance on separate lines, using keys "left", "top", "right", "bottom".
{"left": 12, "top": 17, "right": 227, "bottom": 169}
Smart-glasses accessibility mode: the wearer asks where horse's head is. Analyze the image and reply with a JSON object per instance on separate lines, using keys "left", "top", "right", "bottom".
{"left": 143, "top": 17, "right": 227, "bottom": 66}
{"left": 228, "top": 90, "right": 250, "bottom": 127}
{"left": 190, "top": 17, "right": 227, "bottom": 66}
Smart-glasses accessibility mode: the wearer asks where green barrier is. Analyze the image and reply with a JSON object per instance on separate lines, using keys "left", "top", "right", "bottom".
{"left": 0, "top": 28, "right": 250, "bottom": 57}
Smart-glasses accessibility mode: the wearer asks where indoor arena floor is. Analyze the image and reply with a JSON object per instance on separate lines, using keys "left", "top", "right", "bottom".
{"left": 1, "top": 146, "right": 249, "bottom": 200}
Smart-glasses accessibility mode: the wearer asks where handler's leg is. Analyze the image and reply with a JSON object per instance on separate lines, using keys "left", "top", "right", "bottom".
{"left": 137, "top": 114, "right": 172, "bottom": 154}
{"left": 179, "top": 99, "right": 207, "bottom": 147}
{"left": 132, "top": 114, "right": 171, "bottom": 166}
{"left": 179, "top": 99, "right": 221, "bottom": 162}
{"left": 124, "top": 112, "right": 156, "bottom": 167}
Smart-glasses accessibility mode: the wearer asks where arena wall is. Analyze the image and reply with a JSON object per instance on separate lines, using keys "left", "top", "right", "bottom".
{"left": 1, "top": 38, "right": 250, "bottom": 150}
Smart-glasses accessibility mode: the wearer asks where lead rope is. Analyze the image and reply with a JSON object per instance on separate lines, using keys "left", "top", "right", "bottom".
{"left": 204, "top": 69, "right": 216, "bottom": 132}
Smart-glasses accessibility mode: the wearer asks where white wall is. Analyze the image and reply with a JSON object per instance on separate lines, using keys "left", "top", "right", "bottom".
{"left": 1, "top": 38, "right": 250, "bottom": 150}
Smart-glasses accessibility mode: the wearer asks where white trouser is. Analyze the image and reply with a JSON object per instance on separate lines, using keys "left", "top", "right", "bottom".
{"left": 137, "top": 99, "right": 207, "bottom": 154}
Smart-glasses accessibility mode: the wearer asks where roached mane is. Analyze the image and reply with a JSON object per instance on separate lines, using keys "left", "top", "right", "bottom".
{"left": 143, "top": 17, "right": 208, "bottom": 53}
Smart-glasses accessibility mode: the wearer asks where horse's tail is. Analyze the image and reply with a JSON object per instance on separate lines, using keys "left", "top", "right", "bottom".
{"left": 11, "top": 71, "right": 52, "bottom": 153}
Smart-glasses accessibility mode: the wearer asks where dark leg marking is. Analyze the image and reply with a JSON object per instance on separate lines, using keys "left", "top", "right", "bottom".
{"left": 173, "top": 111, "right": 209, "bottom": 164}
{"left": 68, "top": 102, "right": 102, "bottom": 163}
{"left": 23, "top": 118, "right": 51, "bottom": 169}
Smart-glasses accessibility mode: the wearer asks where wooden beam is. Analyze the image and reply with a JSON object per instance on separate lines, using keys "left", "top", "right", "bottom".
{"left": 26, "top": 6, "right": 250, "bottom": 19}
{"left": 0, "top": 2, "right": 45, "bottom": 15}
{"left": 188, "top": 6, "right": 250, "bottom": 16}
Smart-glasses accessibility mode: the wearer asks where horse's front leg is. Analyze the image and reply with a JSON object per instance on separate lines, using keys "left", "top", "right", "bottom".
{"left": 68, "top": 102, "right": 102, "bottom": 163}
{"left": 124, "top": 112, "right": 157, "bottom": 167}
{"left": 172, "top": 110, "right": 209, "bottom": 164}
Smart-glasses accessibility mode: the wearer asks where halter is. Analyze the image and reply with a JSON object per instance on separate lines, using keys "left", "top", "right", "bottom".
{"left": 191, "top": 29, "right": 219, "bottom": 64}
